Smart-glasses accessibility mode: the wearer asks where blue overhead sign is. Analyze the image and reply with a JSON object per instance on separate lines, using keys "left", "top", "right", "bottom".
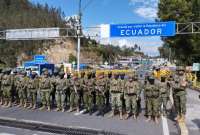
{"left": 34, "top": 55, "right": 46, "bottom": 61}
{"left": 110, "top": 21, "right": 176, "bottom": 37}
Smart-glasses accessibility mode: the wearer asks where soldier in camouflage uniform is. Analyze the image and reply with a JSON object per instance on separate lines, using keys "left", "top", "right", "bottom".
{"left": 124, "top": 75, "right": 140, "bottom": 119}
{"left": 68, "top": 73, "right": 80, "bottom": 112}
{"left": 104, "top": 71, "right": 112, "bottom": 107}
{"left": 159, "top": 76, "right": 170, "bottom": 116}
{"left": 27, "top": 72, "right": 39, "bottom": 109}
{"left": 65, "top": 73, "right": 72, "bottom": 106}
{"left": 16, "top": 71, "right": 28, "bottom": 108}
{"left": 83, "top": 72, "right": 94, "bottom": 114}
{"left": 39, "top": 69, "right": 52, "bottom": 111}
{"left": 55, "top": 71, "right": 67, "bottom": 112}
{"left": 144, "top": 76, "right": 160, "bottom": 123}
{"left": 109, "top": 73, "right": 123, "bottom": 120}
{"left": 79, "top": 72, "right": 86, "bottom": 107}
{"left": 2, "top": 69, "right": 13, "bottom": 107}
{"left": 95, "top": 72, "right": 106, "bottom": 116}
{"left": 0, "top": 68, "right": 3, "bottom": 105}
{"left": 51, "top": 69, "right": 59, "bottom": 107}
{"left": 172, "top": 66, "right": 187, "bottom": 122}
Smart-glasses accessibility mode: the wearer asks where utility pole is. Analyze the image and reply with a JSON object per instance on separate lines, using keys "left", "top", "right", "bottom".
{"left": 77, "top": 0, "right": 82, "bottom": 72}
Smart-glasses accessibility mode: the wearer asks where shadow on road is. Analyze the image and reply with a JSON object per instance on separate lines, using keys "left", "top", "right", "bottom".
{"left": 192, "top": 119, "right": 200, "bottom": 130}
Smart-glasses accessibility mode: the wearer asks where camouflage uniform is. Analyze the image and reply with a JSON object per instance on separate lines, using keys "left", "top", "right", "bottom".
{"left": 65, "top": 73, "right": 72, "bottom": 106}
{"left": 27, "top": 73, "right": 39, "bottom": 109}
{"left": 79, "top": 72, "right": 86, "bottom": 107}
{"left": 16, "top": 72, "right": 28, "bottom": 108}
{"left": 172, "top": 68, "right": 187, "bottom": 121}
{"left": 55, "top": 72, "right": 67, "bottom": 112}
{"left": 159, "top": 77, "right": 170, "bottom": 116}
{"left": 51, "top": 70, "right": 59, "bottom": 107}
{"left": 0, "top": 69, "right": 3, "bottom": 105}
{"left": 104, "top": 72, "right": 112, "bottom": 107}
{"left": 95, "top": 73, "right": 106, "bottom": 115}
{"left": 68, "top": 74, "right": 80, "bottom": 112}
{"left": 124, "top": 76, "right": 140, "bottom": 119}
{"left": 39, "top": 70, "right": 52, "bottom": 111}
{"left": 83, "top": 72, "right": 94, "bottom": 112}
{"left": 144, "top": 77, "right": 160, "bottom": 122}
{"left": 109, "top": 74, "right": 123, "bottom": 119}
{"left": 2, "top": 69, "right": 13, "bottom": 107}
{"left": 11, "top": 71, "right": 20, "bottom": 104}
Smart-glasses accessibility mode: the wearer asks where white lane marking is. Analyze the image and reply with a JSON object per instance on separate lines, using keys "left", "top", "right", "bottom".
{"left": 74, "top": 109, "right": 86, "bottom": 116}
{"left": 161, "top": 115, "right": 170, "bottom": 135}
{"left": 0, "top": 133, "right": 15, "bottom": 135}
{"left": 161, "top": 104, "right": 170, "bottom": 135}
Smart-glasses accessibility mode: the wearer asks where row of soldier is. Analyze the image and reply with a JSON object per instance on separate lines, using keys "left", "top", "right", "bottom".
{"left": 0, "top": 67, "right": 187, "bottom": 123}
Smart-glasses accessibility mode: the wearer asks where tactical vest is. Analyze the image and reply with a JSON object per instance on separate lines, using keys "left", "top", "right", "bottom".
{"left": 56, "top": 79, "right": 67, "bottom": 91}
{"left": 2, "top": 75, "right": 11, "bottom": 86}
{"left": 28, "top": 78, "right": 38, "bottom": 89}
{"left": 125, "top": 81, "right": 138, "bottom": 95}
{"left": 110, "top": 79, "right": 120, "bottom": 93}
{"left": 40, "top": 77, "right": 51, "bottom": 89}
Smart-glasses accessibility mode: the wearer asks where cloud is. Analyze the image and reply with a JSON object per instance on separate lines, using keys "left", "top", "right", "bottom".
{"left": 135, "top": 7, "right": 157, "bottom": 19}
{"left": 129, "top": 0, "right": 158, "bottom": 20}
{"left": 83, "top": 25, "right": 162, "bottom": 56}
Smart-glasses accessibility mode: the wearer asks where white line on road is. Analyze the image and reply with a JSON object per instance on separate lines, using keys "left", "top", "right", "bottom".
{"left": 0, "top": 133, "right": 15, "bottom": 135}
{"left": 74, "top": 109, "right": 86, "bottom": 116}
{"left": 161, "top": 115, "right": 170, "bottom": 135}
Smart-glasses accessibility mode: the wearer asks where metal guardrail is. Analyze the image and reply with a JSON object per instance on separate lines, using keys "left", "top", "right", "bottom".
{"left": 0, "top": 117, "right": 126, "bottom": 135}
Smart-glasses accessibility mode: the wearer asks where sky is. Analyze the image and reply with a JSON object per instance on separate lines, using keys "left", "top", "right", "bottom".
{"left": 30, "top": 0, "right": 162, "bottom": 56}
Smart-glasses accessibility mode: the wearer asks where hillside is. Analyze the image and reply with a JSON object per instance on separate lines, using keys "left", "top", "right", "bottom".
{"left": 0, "top": 0, "right": 141, "bottom": 67}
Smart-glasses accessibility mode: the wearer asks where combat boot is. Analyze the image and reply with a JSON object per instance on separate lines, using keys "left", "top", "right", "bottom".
{"left": 6, "top": 101, "right": 12, "bottom": 108}
{"left": 27, "top": 104, "right": 33, "bottom": 109}
{"left": 39, "top": 105, "right": 46, "bottom": 110}
{"left": 67, "top": 106, "right": 73, "bottom": 112}
{"left": 146, "top": 116, "right": 151, "bottom": 122}
{"left": 24, "top": 101, "right": 27, "bottom": 108}
{"left": 76, "top": 106, "right": 80, "bottom": 113}
{"left": 55, "top": 107, "right": 60, "bottom": 112}
{"left": 32, "top": 104, "right": 36, "bottom": 110}
{"left": 108, "top": 110, "right": 115, "bottom": 118}
{"left": 47, "top": 106, "right": 51, "bottom": 111}
{"left": 133, "top": 114, "right": 137, "bottom": 120}
{"left": 119, "top": 111, "right": 123, "bottom": 120}
{"left": 124, "top": 113, "right": 130, "bottom": 120}
{"left": 61, "top": 108, "right": 65, "bottom": 112}
{"left": 3, "top": 101, "right": 8, "bottom": 107}
{"left": 17, "top": 99, "right": 22, "bottom": 107}
{"left": 0, "top": 100, "right": 3, "bottom": 105}
{"left": 155, "top": 117, "right": 159, "bottom": 124}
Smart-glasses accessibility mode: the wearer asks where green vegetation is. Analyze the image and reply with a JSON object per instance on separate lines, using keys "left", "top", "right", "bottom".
{"left": 0, "top": 0, "right": 142, "bottom": 67}
{"left": 158, "top": 0, "right": 200, "bottom": 65}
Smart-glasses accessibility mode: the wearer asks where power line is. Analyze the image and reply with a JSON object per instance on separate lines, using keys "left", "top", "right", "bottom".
{"left": 82, "top": 0, "right": 95, "bottom": 11}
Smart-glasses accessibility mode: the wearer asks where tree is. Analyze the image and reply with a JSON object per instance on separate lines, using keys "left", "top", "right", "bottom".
{"left": 68, "top": 53, "right": 77, "bottom": 64}
{"left": 158, "top": 0, "right": 200, "bottom": 65}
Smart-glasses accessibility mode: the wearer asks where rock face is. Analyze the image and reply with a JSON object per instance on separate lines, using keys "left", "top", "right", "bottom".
{"left": 17, "top": 38, "right": 102, "bottom": 65}
{"left": 43, "top": 38, "right": 76, "bottom": 64}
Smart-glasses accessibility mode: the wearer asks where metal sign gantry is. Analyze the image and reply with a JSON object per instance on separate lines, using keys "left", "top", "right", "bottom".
{"left": 176, "top": 22, "right": 200, "bottom": 35}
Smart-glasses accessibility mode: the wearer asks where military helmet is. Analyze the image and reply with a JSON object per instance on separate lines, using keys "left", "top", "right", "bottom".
{"left": 42, "top": 68, "right": 48, "bottom": 75}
